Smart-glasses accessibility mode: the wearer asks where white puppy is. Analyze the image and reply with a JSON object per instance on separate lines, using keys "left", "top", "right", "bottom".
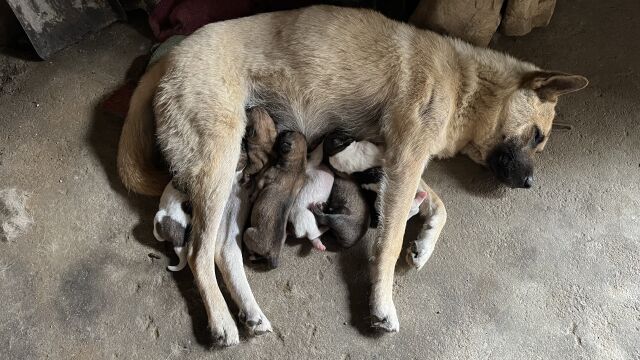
{"left": 289, "top": 143, "right": 335, "bottom": 251}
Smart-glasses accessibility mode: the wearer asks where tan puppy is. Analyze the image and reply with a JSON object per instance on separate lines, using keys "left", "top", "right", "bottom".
{"left": 242, "top": 107, "right": 277, "bottom": 184}
{"left": 118, "top": 5, "right": 587, "bottom": 344}
{"left": 243, "top": 131, "right": 307, "bottom": 269}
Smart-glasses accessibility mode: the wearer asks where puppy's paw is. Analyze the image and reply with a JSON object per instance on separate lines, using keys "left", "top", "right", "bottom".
{"left": 311, "top": 238, "right": 326, "bottom": 251}
{"left": 370, "top": 301, "right": 399, "bottom": 333}
{"left": 239, "top": 310, "right": 273, "bottom": 336}
{"left": 405, "top": 240, "right": 435, "bottom": 271}
{"left": 310, "top": 202, "right": 327, "bottom": 215}
{"left": 210, "top": 313, "right": 240, "bottom": 347}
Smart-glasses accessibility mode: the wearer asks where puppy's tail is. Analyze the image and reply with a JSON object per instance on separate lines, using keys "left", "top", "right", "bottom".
{"left": 117, "top": 57, "right": 170, "bottom": 196}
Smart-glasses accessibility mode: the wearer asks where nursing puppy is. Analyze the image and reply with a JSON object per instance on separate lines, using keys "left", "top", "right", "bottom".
{"left": 119, "top": 5, "right": 588, "bottom": 342}
{"left": 312, "top": 177, "right": 368, "bottom": 248}
{"left": 244, "top": 131, "right": 307, "bottom": 268}
{"left": 313, "top": 177, "right": 428, "bottom": 248}
{"left": 242, "top": 107, "right": 278, "bottom": 184}
{"left": 288, "top": 142, "right": 334, "bottom": 251}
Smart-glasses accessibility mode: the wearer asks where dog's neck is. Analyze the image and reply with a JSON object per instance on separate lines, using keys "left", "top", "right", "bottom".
{"left": 435, "top": 40, "right": 538, "bottom": 158}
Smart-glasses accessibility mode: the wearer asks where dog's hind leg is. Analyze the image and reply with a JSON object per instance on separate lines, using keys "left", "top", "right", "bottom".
{"left": 406, "top": 180, "right": 447, "bottom": 270}
{"left": 179, "top": 111, "right": 247, "bottom": 347}
{"left": 214, "top": 183, "right": 272, "bottom": 337}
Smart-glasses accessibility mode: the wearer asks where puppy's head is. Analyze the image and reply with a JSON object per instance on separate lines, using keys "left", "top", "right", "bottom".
{"left": 247, "top": 107, "right": 277, "bottom": 148}
{"left": 323, "top": 130, "right": 354, "bottom": 157}
{"left": 276, "top": 131, "right": 307, "bottom": 165}
{"left": 464, "top": 71, "right": 588, "bottom": 188}
{"left": 245, "top": 229, "right": 285, "bottom": 270}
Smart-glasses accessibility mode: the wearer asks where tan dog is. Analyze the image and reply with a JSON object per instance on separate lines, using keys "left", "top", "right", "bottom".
{"left": 117, "top": 5, "right": 587, "bottom": 344}
{"left": 243, "top": 131, "right": 307, "bottom": 269}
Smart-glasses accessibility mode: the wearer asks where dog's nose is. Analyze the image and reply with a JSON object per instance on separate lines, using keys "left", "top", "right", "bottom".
{"left": 523, "top": 176, "right": 534, "bottom": 188}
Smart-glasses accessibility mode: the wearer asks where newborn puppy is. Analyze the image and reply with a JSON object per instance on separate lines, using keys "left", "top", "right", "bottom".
{"left": 289, "top": 142, "right": 334, "bottom": 251}
{"left": 312, "top": 177, "right": 368, "bottom": 248}
{"left": 313, "top": 178, "right": 428, "bottom": 248}
{"left": 242, "top": 107, "right": 277, "bottom": 184}
{"left": 153, "top": 181, "right": 191, "bottom": 271}
{"left": 244, "top": 131, "right": 307, "bottom": 268}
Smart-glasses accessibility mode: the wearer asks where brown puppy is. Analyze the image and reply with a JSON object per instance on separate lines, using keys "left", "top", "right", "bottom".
{"left": 242, "top": 107, "right": 278, "bottom": 184}
{"left": 243, "top": 131, "right": 307, "bottom": 269}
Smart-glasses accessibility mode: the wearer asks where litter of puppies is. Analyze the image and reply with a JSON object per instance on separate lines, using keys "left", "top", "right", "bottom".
{"left": 153, "top": 107, "right": 433, "bottom": 270}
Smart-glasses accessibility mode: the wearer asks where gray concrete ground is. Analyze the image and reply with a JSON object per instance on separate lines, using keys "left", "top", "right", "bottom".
{"left": 1, "top": 1, "right": 638, "bottom": 359}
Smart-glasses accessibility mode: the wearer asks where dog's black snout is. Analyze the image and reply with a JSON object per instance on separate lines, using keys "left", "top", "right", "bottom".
{"left": 487, "top": 141, "right": 534, "bottom": 189}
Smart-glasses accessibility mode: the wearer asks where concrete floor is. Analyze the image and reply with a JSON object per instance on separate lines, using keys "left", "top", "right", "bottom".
{"left": 1, "top": 1, "right": 638, "bottom": 359}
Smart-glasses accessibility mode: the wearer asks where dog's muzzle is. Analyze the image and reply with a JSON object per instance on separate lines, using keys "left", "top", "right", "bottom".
{"left": 487, "top": 141, "right": 534, "bottom": 189}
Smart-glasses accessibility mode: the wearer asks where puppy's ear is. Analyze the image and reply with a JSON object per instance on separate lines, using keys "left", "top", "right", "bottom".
{"left": 523, "top": 72, "right": 588, "bottom": 101}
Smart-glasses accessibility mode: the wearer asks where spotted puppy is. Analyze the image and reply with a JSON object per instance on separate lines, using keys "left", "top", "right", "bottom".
{"left": 244, "top": 131, "right": 308, "bottom": 268}
{"left": 153, "top": 181, "right": 191, "bottom": 271}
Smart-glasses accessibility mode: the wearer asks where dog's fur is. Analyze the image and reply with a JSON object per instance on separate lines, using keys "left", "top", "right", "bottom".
{"left": 117, "top": 5, "right": 587, "bottom": 344}
{"left": 243, "top": 131, "right": 307, "bottom": 269}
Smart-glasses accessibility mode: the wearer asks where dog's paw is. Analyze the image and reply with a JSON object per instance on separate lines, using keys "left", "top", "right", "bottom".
{"left": 371, "top": 309, "right": 400, "bottom": 333}
{"left": 406, "top": 241, "right": 432, "bottom": 270}
{"left": 210, "top": 313, "right": 240, "bottom": 347}
{"left": 370, "top": 302, "right": 399, "bottom": 333}
{"left": 239, "top": 310, "right": 273, "bottom": 337}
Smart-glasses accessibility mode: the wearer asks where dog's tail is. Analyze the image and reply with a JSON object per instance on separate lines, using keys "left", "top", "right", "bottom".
{"left": 117, "top": 57, "right": 170, "bottom": 196}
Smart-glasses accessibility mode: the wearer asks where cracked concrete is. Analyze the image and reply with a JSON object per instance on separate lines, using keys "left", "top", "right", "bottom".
{"left": 0, "top": 0, "right": 638, "bottom": 359}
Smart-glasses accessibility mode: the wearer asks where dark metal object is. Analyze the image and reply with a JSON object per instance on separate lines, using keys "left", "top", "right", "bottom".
{"left": 5, "top": 0, "right": 125, "bottom": 59}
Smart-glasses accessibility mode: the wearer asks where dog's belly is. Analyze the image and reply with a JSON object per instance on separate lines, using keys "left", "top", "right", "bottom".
{"left": 248, "top": 81, "right": 385, "bottom": 145}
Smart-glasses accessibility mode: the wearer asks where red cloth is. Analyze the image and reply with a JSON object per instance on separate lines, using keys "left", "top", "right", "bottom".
{"left": 149, "top": 0, "right": 316, "bottom": 41}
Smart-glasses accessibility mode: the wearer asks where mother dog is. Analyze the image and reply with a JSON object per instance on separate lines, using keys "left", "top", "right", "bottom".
{"left": 118, "top": 5, "right": 587, "bottom": 345}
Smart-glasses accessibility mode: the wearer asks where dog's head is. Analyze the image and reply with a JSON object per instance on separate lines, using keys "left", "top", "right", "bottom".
{"left": 463, "top": 71, "right": 588, "bottom": 188}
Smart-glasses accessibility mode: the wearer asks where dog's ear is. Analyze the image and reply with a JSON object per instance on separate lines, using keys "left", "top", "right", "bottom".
{"left": 523, "top": 72, "right": 588, "bottom": 101}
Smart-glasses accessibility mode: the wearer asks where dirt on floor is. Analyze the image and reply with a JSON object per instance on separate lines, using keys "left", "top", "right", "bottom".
{"left": 0, "top": 0, "right": 638, "bottom": 359}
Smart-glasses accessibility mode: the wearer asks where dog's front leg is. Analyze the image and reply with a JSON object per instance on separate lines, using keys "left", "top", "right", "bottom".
{"left": 406, "top": 180, "right": 447, "bottom": 270}
{"left": 370, "top": 138, "right": 429, "bottom": 332}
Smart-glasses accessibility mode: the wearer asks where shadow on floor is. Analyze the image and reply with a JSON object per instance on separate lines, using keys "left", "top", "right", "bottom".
{"left": 86, "top": 90, "right": 219, "bottom": 347}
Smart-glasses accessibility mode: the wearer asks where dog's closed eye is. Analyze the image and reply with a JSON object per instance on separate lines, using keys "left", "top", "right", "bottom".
{"left": 531, "top": 126, "right": 545, "bottom": 146}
